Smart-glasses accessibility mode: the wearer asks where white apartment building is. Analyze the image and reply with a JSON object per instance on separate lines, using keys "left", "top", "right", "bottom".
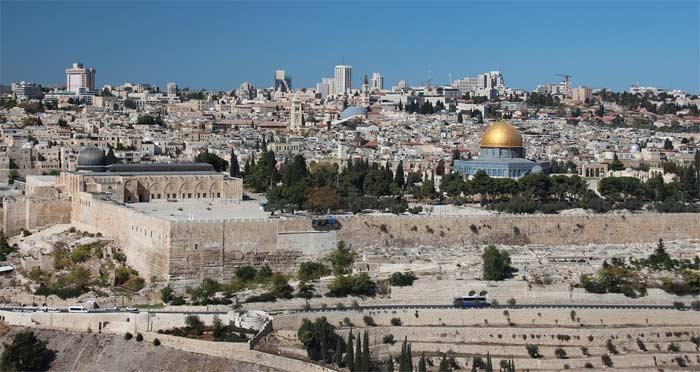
{"left": 65, "top": 62, "right": 96, "bottom": 93}
{"left": 334, "top": 65, "right": 352, "bottom": 95}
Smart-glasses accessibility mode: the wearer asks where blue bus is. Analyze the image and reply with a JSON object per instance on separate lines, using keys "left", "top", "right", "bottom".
{"left": 453, "top": 296, "right": 490, "bottom": 308}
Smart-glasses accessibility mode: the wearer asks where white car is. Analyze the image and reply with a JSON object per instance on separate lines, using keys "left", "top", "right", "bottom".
{"left": 125, "top": 306, "right": 138, "bottom": 313}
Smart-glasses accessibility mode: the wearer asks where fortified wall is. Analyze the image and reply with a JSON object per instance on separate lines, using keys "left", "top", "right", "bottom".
{"left": 335, "top": 213, "right": 700, "bottom": 247}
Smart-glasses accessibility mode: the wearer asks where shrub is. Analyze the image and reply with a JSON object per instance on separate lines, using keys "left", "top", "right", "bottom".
{"left": 526, "top": 344, "right": 541, "bottom": 358}
{"left": 342, "top": 317, "right": 353, "bottom": 327}
{"left": 113, "top": 251, "right": 126, "bottom": 263}
{"left": 298, "top": 261, "right": 330, "bottom": 282}
{"left": 153, "top": 338, "right": 161, "bottom": 346}
{"left": 554, "top": 347, "right": 567, "bottom": 359}
{"left": 185, "top": 315, "right": 205, "bottom": 336}
{"left": 672, "top": 301, "right": 686, "bottom": 310}
{"left": 675, "top": 356, "right": 688, "bottom": 367}
{"left": 171, "top": 296, "right": 186, "bottom": 306}
{"left": 605, "top": 339, "right": 618, "bottom": 354}
{"left": 383, "top": 334, "right": 395, "bottom": 344}
{"left": 601, "top": 354, "right": 613, "bottom": 367}
{"left": 584, "top": 362, "right": 594, "bottom": 369}
{"left": 124, "top": 332, "right": 133, "bottom": 340}
{"left": 636, "top": 338, "right": 647, "bottom": 351}
{"left": 507, "top": 298, "right": 517, "bottom": 307}
{"left": 390, "top": 317, "right": 402, "bottom": 326}
{"left": 327, "top": 273, "right": 376, "bottom": 297}
{"left": 244, "top": 292, "right": 277, "bottom": 303}
{"left": 580, "top": 346, "right": 589, "bottom": 356}
{"left": 363, "top": 315, "right": 376, "bottom": 326}
{"left": 160, "top": 286, "right": 174, "bottom": 303}
{"left": 690, "top": 300, "right": 700, "bottom": 311}
{"left": 389, "top": 271, "right": 417, "bottom": 287}
{"left": 136, "top": 333, "right": 143, "bottom": 342}
{"left": 668, "top": 342, "right": 680, "bottom": 352}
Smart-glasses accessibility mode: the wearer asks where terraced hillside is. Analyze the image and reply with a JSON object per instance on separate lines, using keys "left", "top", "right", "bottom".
{"left": 269, "top": 307, "right": 700, "bottom": 371}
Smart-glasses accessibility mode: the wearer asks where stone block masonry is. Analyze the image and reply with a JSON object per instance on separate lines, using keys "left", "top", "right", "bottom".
{"left": 7, "top": 187, "right": 700, "bottom": 288}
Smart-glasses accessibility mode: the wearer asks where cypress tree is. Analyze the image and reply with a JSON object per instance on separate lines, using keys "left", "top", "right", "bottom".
{"left": 387, "top": 354, "right": 395, "bottom": 372}
{"left": 335, "top": 335, "right": 344, "bottom": 367}
{"left": 439, "top": 354, "right": 449, "bottom": 372}
{"left": 354, "top": 333, "right": 362, "bottom": 371}
{"left": 394, "top": 160, "right": 405, "bottom": 188}
{"left": 229, "top": 150, "right": 240, "bottom": 177}
{"left": 418, "top": 352, "right": 427, "bottom": 372}
{"left": 398, "top": 337, "right": 407, "bottom": 372}
{"left": 407, "top": 343, "right": 413, "bottom": 372}
{"left": 362, "top": 330, "right": 370, "bottom": 371}
{"left": 345, "top": 331, "right": 355, "bottom": 371}
{"left": 320, "top": 333, "right": 328, "bottom": 362}
{"left": 485, "top": 352, "right": 493, "bottom": 372}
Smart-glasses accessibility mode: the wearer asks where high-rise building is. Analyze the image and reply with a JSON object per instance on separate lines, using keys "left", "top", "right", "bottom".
{"left": 167, "top": 82, "right": 178, "bottom": 96}
{"left": 65, "top": 62, "right": 96, "bottom": 93}
{"left": 371, "top": 72, "right": 384, "bottom": 91}
{"left": 334, "top": 65, "right": 352, "bottom": 95}
{"left": 317, "top": 77, "right": 335, "bottom": 98}
{"left": 571, "top": 86, "right": 592, "bottom": 103}
{"left": 274, "top": 70, "right": 292, "bottom": 92}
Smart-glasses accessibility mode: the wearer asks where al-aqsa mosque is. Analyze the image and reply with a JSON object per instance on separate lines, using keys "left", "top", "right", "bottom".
{"left": 453, "top": 121, "right": 550, "bottom": 179}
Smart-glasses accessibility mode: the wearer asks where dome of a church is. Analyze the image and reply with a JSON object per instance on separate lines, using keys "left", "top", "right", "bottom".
{"left": 77, "top": 147, "right": 106, "bottom": 167}
{"left": 479, "top": 121, "right": 523, "bottom": 148}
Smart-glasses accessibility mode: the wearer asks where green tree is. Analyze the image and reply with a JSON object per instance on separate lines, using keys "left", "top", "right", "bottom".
{"left": 269, "top": 273, "right": 293, "bottom": 299}
{"left": 297, "top": 317, "right": 338, "bottom": 361}
{"left": 330, "top": 241, "right": 355, "bottom": 275}
{"left": 229, "top": 150, "right": 240, "bottom": 177}
{"left": 194, "top": 152, "right": 228, "bottom": 172}
{"left": 298, "top": 261, "right": 330, "bottom": 281}
{"left": 482, "top": 245, "right": 512, "bottom": 281}
{"left": 345, "top": 331, "right": 355, "bottom": 371}
{"left": 394, "top": 161, "right": 405, "bottom": 189}
{"left": 0, "top": 331, "right": 56, "bottom": 372}
{"left": 160, "top": 286, "right": 174, "bottom": 303}
{"left": 418, "top": 353, "right": 427, "bottom": 372}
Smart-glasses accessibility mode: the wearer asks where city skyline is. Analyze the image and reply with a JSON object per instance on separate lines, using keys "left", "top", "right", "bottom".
{"left": 1, "top": 1, "right": 699, "bottom": 93}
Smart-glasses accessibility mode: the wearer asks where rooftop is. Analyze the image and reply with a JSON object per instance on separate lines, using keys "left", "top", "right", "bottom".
{"left": 127, "top": 199, "right": 270, "bottom": 221}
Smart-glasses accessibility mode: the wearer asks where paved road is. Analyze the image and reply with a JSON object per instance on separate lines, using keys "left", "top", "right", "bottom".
{"left": 2, "top": 302, "right": 693, "bottom": 315}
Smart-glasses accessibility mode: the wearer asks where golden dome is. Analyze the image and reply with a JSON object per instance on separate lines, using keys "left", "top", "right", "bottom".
{"left": 479, "top": 121, "right": 523, "bottom": 148}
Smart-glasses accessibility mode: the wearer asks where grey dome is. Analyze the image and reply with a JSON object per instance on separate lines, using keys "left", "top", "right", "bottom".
{"left": 530, "top": 165, "right": 543, "bottom": 174}
{"left": 339, "top": 106, "right": 367, "bottom": 120}
{"left": 77, "top": 147, "right": 106, "bottom": 167}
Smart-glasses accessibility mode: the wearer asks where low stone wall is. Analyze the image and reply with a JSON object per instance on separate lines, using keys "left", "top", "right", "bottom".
{"left": 0, "top": 310, "right": 334, "bottom": 372}
{"left": 272, "top": 308, "right": 700, "bottom": 331}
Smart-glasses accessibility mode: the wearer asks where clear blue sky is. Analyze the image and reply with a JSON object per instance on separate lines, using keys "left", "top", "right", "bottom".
{"left": 2, "top": 1, "right": 699, "bottom": 93}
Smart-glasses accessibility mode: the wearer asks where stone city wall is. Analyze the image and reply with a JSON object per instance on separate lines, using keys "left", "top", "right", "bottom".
{"left": 169, "top": 218, "right": 285, "bottom": 288}
{"left": 2, "top": 196, "right": 26, "bottom": 236}
{"left": 335, "top": 213, "right": 700, "bottom": 248}
{"left": 71, "top": 193, "right": 171, "bottom": 282}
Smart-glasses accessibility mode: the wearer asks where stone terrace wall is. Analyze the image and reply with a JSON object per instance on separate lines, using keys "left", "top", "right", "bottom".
{"left": 337, "top": 213, "right": 700, "bottom": 248}
{"left": 273, "top": 308, "right": 700, "bottom": 331}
